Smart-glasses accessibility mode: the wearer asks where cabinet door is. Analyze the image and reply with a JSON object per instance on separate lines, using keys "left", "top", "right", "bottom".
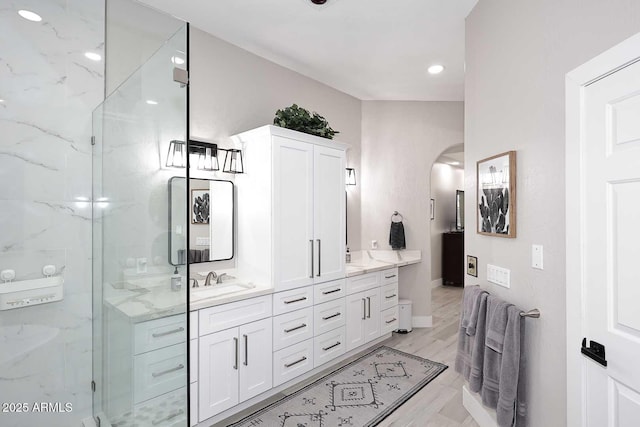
{"left": 199, "top": 328, "right": 239, "bottom": 421}
{"left": 313, "top": 145, "right": 346, "bottom": 283}
{"left": 273, "top": 136, "right": 315, "bottom": 291}
{"left": 239, "top": 318, "right": 273, "bottom": 402}
{"left": 363, "top": 287, "right": 381, "bottom": 344}
{"left": 345, "top": 292, "right": 367, "bottom": 351}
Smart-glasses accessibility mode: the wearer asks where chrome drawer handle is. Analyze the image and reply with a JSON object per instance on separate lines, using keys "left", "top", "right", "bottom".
{"left": 284, "top": 356, "right": 307, "bottom": 368}
{"left": 243, "top": 334, "right": 248, "bottom": 366}
{"left": 323, "top": 341, "right": 341, "bottom": 351}
{"left": 322, "top": 288, "right": 341, "bottom": 295}
{"left": 322, "top": 312, "right": 341, "bottom": 320}
{"left": 385, "top": 318, "right": 397, "bottom": 324}
{"left": 362, "top": 298, "right": 366, "bottom": 320}
{"left": 284, "top": 297, "right": 307, "bottom": 304}
{"left": 152, "top": 409, "right": 184, "bottom": 425}
{"left": 317, "top": 239, "right": 321, "bottom": 277}
{"left": 151, "top": 364, "right": 184, "bottom": 378}
{"left": 151, "top": 327, "right": 184, "bottom": 338}
{"left": 284, "top": 323, "right": 307, "bottom": 333}
{"left": 385, "top": 294, "right": 397, "bottom": 299}
{"left": 233, "top": 337, "right": 238, "bottom": 370}
{"left": 385, "top": 274, "right": 396, "bottom": 279}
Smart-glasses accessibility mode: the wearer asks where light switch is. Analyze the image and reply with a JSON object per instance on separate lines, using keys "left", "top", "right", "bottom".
{"left": 487, "top": 264, "right": 511, "bottom": 288}
{"left": 532, "top": 245, "right": 543, "bottom": 270}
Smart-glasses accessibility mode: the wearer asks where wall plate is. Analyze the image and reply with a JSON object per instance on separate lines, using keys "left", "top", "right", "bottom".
{"left": 467, "top": 255, "right": 478, "bottom": 277}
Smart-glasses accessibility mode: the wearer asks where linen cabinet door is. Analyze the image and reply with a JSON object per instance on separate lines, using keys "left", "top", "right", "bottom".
{"left": 345, "top": 292, "right": 366, "bottom": 351}
{"left": 313, "top": 145, "right": 346, "bottom": 283}
{"left": 273, "top": 136, "right": 315, "bottom": 291}
{"left": 199, "top": 328, "right": 239, "bottom": 421}
{"left": 239, "top": 318, "right": 273, "bottom": 402}
{"left": 363, "top": 287, "right": 381, "bottom": 344}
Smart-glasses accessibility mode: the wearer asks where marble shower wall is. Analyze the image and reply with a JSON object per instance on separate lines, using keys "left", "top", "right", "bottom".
{"left": 0, "top": 1, "right": 104, "bottom": 426}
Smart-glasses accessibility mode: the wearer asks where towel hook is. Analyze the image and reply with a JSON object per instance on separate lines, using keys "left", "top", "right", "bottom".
{"left": 391, "top": 211, "right": 404, "bottom": 222}
{"left": 519, "top": 308, "right": 540, "bottom": 318}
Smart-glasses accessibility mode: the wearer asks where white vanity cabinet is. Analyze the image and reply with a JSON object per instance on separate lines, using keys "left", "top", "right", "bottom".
{"left": 345, "top": 288, "right": 381, "bottom": 351}
{"left": 234, "top": 125, "right": 347, "bottom": 292}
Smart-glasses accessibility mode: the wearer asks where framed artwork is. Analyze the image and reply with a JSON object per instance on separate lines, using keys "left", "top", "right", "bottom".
{"left": 430, "top": 198, "right": 435, "bottom": 220}
{"left": 477, "top": 151, "right": 516, "bottom": 237}
{"left": 191, "top": 189, "right": 210, "bottom": 224}
{"left": 467, "top": 255, "right": 478, "bottom": 277}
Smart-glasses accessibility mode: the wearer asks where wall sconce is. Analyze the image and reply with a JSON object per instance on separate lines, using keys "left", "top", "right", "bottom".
{"left": 346, "top": 168, "right": 357, "bottom": 186}
{"left": 223, "top": 149, "right": 244, "bottom": 174}
{"left": 189, "top": 140, "right": 220, "bottom": 171}
{"left": 166, "top": 140, "right": 186, "bottom": 168}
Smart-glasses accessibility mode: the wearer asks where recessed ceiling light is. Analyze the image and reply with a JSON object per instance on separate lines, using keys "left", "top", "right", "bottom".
{"left": 428, "top": 64, "right": 445, "bottom": 75}
{"left": 84, "top": 52, "right": 101, "bottom": 61}
{"left": 449, "top": 161, "right": 460, "bottom": 166}
{"left": 18, "top": 10, "right": 42, "bottom": 22}
{"left": 171, "top": 56, "right": 185, "bottom": 65}
{"left": 146, "top": 100, "right": 158, "bottom": 105}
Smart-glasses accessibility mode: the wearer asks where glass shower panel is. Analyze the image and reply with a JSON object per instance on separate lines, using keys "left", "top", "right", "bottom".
{"left": 92, "top": 25, "right": 189, "bottom": 426}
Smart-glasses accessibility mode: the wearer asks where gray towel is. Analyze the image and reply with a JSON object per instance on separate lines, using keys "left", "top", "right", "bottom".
{"left": 468, "top": 292, "right": 489, "bottom": 392}
{"left": 389, "top": 221, "right": 406, "bottom": 250}
{"left": 455, "top": 286, "right": 487, "bottom": 382}
{"left": 481, "top": 296, "right": 512, "bottom": 408}
{"left": 496, "top": 305, "right": 527, "bottom": 427}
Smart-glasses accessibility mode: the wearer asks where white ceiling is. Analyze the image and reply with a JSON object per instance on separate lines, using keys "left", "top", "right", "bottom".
{"left": 138, "top": 0, "right": 478, "bottom": 101}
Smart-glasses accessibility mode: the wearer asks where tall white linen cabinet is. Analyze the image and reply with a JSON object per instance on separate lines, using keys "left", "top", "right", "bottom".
{"left": 233, "top": 125, "right": 348, "bottom": 291}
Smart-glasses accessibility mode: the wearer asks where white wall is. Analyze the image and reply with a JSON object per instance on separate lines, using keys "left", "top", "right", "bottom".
{"left": 189, "top": 28, "right": 363, "bottom": 251}
{"left": 465, "top": 1, "right": 640, "bottom": 425}
{"left": 430, "top": 163, "right": 464, "bottom": 283}
{"left": 361, "top": 101, "right": 464, "bottom": 320}
{"left": 0, "top": 1, "right": 104, "bottom": 425}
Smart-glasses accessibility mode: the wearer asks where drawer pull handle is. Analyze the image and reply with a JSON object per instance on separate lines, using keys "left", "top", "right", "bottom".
{"left": 151, "top": 409, "right": 184, "bottom": 425}
{"left": 284, "top": 297, "right": 307, "bottom": 304}
{"left": 322, "top": 288, "right": 341, "bottom": 295}
{"left": 385, "top": 274, "right": 397, "bottom": 279}
{"left": 285, "top": 356, "right": 307, "bottom": 368}
{"left": 151, "top": 364, "right": 184, "bottom": 378}
{"left": 386, "top": 318, "right": 397, "bottom": 324}
{"left": 233, "top": 337, "right": 238, "bottom": 370}
{"left": 323, "top": 341, "right": 341, "bottom": 351}
{"left": 151, "top": 327, "right": 184, "bottom": 338}
{"left": 284, "top": 323, "right": 307, "bottom": 333}
{"left": 385, "top": 294, "right": 397, "bottom": 299}
{"left": 322, "top": 312, "right": 341, "bottom": 320}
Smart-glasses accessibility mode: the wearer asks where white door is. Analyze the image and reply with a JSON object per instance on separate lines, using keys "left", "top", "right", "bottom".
{"left": 313, "top": 145, "right": 346, "bottom": 283}
{"left": 581, "top": 59, "right": 640, "bottom": 426}
{"left": 345, "top": 292, "right": 367, "bottom": 351}
{"left": 273, "top": 136, "right": 315, "bottom": 291}
{"left": 239, "top": 318, "right": 273, "bottom": 402}
{"left": 198, "top": 328, "right": 239, "bottom": 421}
{"left": 363, "top": 287, "right": 381, "bottom": 344}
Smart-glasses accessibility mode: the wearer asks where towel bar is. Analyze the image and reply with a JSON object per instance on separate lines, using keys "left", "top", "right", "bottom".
{"left": 519, "top": 308, "right": 540, "bottom": 318}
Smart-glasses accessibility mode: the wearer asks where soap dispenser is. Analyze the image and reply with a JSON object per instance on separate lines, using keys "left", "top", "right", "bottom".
{"left": 171, "top": 267, "right": 182, "bottom": 292}
{"left": 345, "top": 247, "right": 351, "bottom": 263}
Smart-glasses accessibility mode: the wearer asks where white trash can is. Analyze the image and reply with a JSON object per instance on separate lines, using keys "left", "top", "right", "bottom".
{"left": 398, "top": 299, "right": 413, "bottom": 333}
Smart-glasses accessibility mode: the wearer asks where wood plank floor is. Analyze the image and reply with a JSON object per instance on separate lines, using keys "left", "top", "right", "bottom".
{"left": 214, "top": 285, "right": 477, "bottom": 427}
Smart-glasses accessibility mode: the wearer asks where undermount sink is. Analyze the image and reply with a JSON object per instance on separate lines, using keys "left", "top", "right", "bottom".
{"left": 191, "top": 281, "right": 255, "bottom": 300}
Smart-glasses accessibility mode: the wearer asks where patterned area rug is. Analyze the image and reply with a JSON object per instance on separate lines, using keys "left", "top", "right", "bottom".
{"left": 228, "top": 346, "right": 447, "bottom": 427}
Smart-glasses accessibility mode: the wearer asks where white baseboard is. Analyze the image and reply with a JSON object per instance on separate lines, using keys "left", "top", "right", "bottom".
{"left": 412, "top": 315, "right": 432, "bottom": 328}
{"left": 462, "top": 385, "right": 498, "bottom": 427}
{"left": 81, "top": 417, "right": 97, "bottom": 427}
{"left": 431, "top": 278, "right": 443, "bottom": 288}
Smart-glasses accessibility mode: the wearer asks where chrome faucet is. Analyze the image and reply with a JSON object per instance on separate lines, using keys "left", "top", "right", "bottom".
{"left": 216, "top": 273, "right": 228, "bottom": 284}
{"left": 204, "top": 271, "right": 217, "bottom": 287}
{"left": 190, "top": 278, "right": 199, "bottom": 288}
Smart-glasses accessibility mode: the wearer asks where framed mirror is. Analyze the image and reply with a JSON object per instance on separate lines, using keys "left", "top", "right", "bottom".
{"left": 456, "top": 189, "right": 465, "bottom": 231}
{"left": 169, "top": 177, "right": 234, "bottom": 265}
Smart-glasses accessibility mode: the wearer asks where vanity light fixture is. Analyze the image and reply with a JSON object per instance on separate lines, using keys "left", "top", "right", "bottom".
{"left": 166, "top": 140, "right": 186, "bottom": 168}
{"left": 223, "top": 149, "right": 244, "bottom": 174}
{"left": 346, "top": 168, "right": 357, "bottom": 186}
{"left": 18, "top": 10, "right": 42, "bottom": 22}
{"left": 189, "top": 140, "right": 220, "bottom": 171}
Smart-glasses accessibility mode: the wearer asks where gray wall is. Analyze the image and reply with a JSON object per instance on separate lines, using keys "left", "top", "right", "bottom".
{"left": 189, "top": 28, "right": 363, "bottom": 249}
{"left": 361, "top": 101, "right": 464, "bottom": 321}
{"left": 465, "top": 0, "right": 640, "bottom": 425}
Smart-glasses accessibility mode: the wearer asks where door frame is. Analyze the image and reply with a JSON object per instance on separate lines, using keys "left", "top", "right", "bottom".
{"left": 565, "top": 31, "right": 640, "bottom": 426}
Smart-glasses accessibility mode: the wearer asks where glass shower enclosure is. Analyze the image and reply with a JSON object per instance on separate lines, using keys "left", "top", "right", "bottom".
{"left": 92, "top": 24, "right": 190, "bottom": 426}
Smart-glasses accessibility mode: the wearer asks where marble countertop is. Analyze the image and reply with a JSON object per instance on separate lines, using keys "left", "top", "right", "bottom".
{"left": 345, "top": 250, "right": 422, "bottom": 277}
{"left": 189, "top": 284, "right": 273, "bottom": 311}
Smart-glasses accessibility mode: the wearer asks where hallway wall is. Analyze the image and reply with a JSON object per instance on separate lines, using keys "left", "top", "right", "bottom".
{"left": 465, "top": 0, "right": 640, "bottom": 424}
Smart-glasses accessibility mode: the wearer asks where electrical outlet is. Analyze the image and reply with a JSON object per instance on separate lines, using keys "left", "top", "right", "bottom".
{"left": 532, "top": 244, "right": 544, "bottom": 269}
{"left": 487, "top": 264, "right": 511, "bottom": 288}
{"left": 196, "top": 237, "right": 210, "bottom": 246}
{"left": 371, "top": 240, "right": 378, "bottom": 249}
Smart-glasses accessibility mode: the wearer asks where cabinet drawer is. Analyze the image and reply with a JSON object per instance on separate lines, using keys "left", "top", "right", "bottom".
{"left": 381, "top": 283, "right": 399, "bottom": 311}
{"left": 381, "top": 306, "right": 399, "bottom": 335}
{"left": 190, "top": 311, "right": 198, "bottom": 340}
{"left": 346, "top": 272, "right": 380, "bottom": 295}
{"left": 133, "top": 343, "right": 187, "bottom": 404}
{"left": 273, "top": 307, "right": 314, "bottom": 351}
{"left": 273, "top": 338, "right": 314, "bottom": 387}
{"left": 273, "top": 286, "right": 313, "bottom": 316}
{"left": 314, "top": 279, "right": 346, "bottom": 304}
{"left": 199, "top": 295, "right": 272, "bottom": 336}
{"left": 190, "top": 339, "right": 198, "bottom": 384}
{"left": 313, "top": 298, "right": 346, "bottom": 336}
{"left": 381, "top": 267, "right": 399, "bottom": 285}
{"left": 134, "top": 314, "right": 187, "bottom": 355}
{"left": 314, "top": 326, "right": 346, "bottom": 368}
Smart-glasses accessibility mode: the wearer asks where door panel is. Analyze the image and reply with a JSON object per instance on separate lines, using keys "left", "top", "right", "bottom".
{"left": 363, "top": 288, "right": 381, "bottom": 343}
{"left": 199, "top": 328, "right": 239, "bottom": 420}
{"left": 239, "top": 318, "right": 272, "bottom": 402}
{"left": 345, "top": 292, "right": 366, "bottom": 351}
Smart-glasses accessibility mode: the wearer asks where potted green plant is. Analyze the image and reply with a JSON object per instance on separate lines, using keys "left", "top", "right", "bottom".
{"left": 273, "top": 104, "right": 339, "bottom": 139}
